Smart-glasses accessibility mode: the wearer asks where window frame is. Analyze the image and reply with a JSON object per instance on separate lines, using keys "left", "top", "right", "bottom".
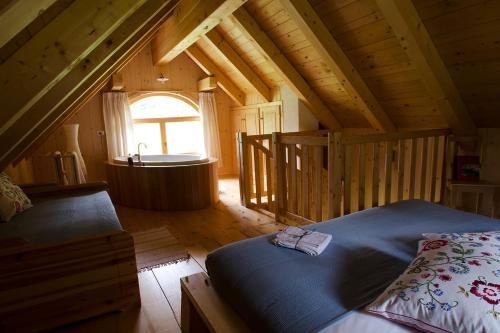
{"left": 129, "top": 93, "right": 201, "bottom": 155}
{"left": 133, "top": 116, "right": 201, "bottom": 154}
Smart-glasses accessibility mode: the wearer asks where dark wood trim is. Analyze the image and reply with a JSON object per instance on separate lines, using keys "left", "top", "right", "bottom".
{"left": 21, "top": 181, "right": 109, "bottom": 197}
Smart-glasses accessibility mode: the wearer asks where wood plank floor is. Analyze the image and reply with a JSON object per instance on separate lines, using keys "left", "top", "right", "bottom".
{"left": 52, "top": 177, "right": 284, "bottom": 333}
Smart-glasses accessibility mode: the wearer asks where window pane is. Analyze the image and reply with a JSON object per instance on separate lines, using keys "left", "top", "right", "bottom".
{"left": 131, "top": 96, "right": 198, "bottom": 119}
{"left": 165, "top": 121, "right": 204, "bottom": 154}
{"left": 133, "top": 123, "right": 162, "bottom": 154}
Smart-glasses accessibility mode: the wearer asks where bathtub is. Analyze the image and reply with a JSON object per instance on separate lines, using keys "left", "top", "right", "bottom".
{"left": 113, "top": 154, "right": 209, "bottom": 166}
{"left": 106, "top": 156, "right": 219, "bottom": 211}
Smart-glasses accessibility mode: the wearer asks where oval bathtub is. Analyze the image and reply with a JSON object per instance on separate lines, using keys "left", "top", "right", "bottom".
{"left": 113, "top": 154, "right": 209, "bottom": 166}
{"left": 106, "top": 155, "right": 218, "bottom": 211}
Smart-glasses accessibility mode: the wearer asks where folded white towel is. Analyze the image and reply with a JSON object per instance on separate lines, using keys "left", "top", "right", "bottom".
{"left": 273, "top": 226, "right": 332, "bottom": 256}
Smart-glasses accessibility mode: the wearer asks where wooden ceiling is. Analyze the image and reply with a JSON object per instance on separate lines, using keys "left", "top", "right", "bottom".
{"left": 1, "top": 0, "right": 499, "bottom": 170}
{"left": 152, "top": 0, "right": 499, "bottom": 132}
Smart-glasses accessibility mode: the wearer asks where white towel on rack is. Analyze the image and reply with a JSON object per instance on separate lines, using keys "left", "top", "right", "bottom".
{"left": 273, "top": 226, "right": 332, "bottom": 256}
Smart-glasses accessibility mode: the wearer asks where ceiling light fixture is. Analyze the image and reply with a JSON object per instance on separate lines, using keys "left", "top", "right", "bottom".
{"left": 157, "top": 73, "right": 169, "bottom": 84}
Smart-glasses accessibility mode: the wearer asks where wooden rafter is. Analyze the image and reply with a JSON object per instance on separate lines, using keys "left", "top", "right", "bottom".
{"left": 231, "top": 7, "right": 342, "bottom": 130}
{"left": 0, "top": 0, "right": 179, "bottom": 171}
{"left": 203, "top": 29, "right": 271, "bottom": 102}
{"left": 375, "top": 0, "right": 476, "bottom": 135}
{"left": 185, "top": 44, "right": 245, "bottom": 106}
{"left": 279, "top": 0, "right": 395, "bottom": 132}
{"left": 0, "top": 0, "right": 59, "bottom": 48}
{"left": 16, "top": 1, "right": 172, "bottom": 165}
{"left": 151, "top": 0, "right": 246, "bottom": 65}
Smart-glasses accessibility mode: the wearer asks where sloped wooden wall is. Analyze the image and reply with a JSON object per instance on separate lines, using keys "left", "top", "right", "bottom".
{"left": 18, "top": 45, "right": 235, "bottom": 184}
{"left": 413, "top": 0, "right": 500, "bottom": 127}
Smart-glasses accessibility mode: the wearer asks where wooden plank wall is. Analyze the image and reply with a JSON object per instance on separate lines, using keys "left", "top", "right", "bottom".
{"left": 413, "top": 0, "right": 500, "bottom": 127}
{"left": 30, "top": 94, "right": 107, "bottom": 184}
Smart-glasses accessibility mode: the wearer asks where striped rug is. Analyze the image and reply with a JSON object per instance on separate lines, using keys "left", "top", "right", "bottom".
{"left": 132, "top": 227, "right": 189, "bottom": 272}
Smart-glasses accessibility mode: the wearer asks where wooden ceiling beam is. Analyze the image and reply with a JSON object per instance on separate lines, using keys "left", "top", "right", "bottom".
{"left": 0, "top": 0, "right": 147, "bottom": 135}
{"left": 375, "top": 0, "right": 476, "bottom": 135}
{"left": 20, "top": 2, "right": 169, "bottom": 164}
{"left": 231, "top": 7, "right": 342, "bottom": 130}
{"left": 185, "top": 44, "right": 245, "bottom": 106}
{"left": 151, "top": 0, "right": 246, "bottom": 65}
{"left": 0, "top": 0, "right": 59, "bottom": 49}
{"left": 279, "top": 0, "right": 395, "bottom": 133}
{"left": 0, "top": 0, "right": 179, "bottom": 170}
{"left": 203, "top": 29, "right": 271, "bottom": 102}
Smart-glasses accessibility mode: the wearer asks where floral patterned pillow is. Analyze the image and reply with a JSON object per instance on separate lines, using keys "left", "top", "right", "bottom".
{"left": 366, "top": 237, "right": 500, "bottom": 332}
{"left": 424, "top": 231, "right": 500, "bottom": 245}
{"left": 0, "top": 172, "right": 32, "bottom": 222}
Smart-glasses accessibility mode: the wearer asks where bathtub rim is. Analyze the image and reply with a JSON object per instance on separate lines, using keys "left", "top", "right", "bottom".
{"left": 111, "top": 155, "right": 213, "bottom": 167}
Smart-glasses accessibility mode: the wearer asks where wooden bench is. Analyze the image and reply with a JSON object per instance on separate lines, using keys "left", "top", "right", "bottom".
{"left": 0, "top": 182, "right": 140, "bottom": 332}
{"left": 181, "top": 272, "right": 252, "bottom": 333}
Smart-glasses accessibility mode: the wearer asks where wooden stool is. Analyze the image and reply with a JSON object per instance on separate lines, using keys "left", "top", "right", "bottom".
{"left": 450, "top": 181, "right": 500, "bottom": 218}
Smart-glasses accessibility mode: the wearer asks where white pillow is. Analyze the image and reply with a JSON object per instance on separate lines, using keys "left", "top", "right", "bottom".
{"left": 367, "top": 238, "right": 500, "bottom": 332}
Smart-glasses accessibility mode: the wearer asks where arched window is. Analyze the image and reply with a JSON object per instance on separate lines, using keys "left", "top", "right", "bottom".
{"left": 130, "top": 95, "right": 204, "bottom": 155}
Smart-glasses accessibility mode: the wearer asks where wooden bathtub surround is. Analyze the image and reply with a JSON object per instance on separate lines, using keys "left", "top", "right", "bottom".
{"left": 0, "top": 183, "right": 139, "bottom": 333}
{"left": 106, "top": 159, "right": 219, "bottom": 211}
{"left": 238, "top": 129, "right": 451, "bottom": 225}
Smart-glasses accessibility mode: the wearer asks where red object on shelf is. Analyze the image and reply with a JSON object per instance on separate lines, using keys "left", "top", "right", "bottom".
{"left": 455, "top": 156, "right": 480, "bottom": 181}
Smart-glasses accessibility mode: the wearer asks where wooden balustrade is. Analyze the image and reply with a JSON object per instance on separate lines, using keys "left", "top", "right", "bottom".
{"left": 237, "top": 132, "right": 274, "bottom": 209}
{"left": 272, "top": 131, "right": 332, "bottom": 224}
{"left": 338, "top": 129, "right": 450, "bottom": 217}
{"left": 238, "top": 129, "right": 451, "bottom": 225}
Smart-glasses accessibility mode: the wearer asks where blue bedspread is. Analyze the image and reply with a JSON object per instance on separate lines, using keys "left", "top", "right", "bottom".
{"left": 206, "top": 200, "right": 500, "bottom": 333}
{"left": 0, "top": 191, "right": 122, "bottom": 244}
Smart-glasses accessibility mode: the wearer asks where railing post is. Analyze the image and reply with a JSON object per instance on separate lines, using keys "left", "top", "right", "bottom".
{"left": 237, "top": 132, "right": 252, "bottom": 207}
{"left": 272, "top": 132, "right": 285, "bottom": 222}
{"left": 444, "top": 134, "right": 456, "bottom": 206}
{"left": 328, "top": 132, "right": 343, "bottom": 218}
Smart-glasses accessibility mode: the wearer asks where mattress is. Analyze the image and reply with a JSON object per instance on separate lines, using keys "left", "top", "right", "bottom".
{"left": 206, "top": 200, "right": 500, "bottom": 333}
{"left": 319, "top": 310, "right": 418, "bottom": 333}
{"left": 0, "top": 191, "right": 122, "bottom": 244}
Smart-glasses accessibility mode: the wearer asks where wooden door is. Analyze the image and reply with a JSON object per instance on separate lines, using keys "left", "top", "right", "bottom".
{"left": 260, "top": 105, "right": 281, "bottom": 134}
{"left": 244, "top": 108, "right": 260, "bottom": 135}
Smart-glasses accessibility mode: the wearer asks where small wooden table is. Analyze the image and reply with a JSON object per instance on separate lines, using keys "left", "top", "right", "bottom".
{"left": 450, "top": 181, "right": 500, "bottom": 218}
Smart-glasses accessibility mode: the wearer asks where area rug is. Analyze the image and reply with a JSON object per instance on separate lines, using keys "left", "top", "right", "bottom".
{"left": 132, "top": 227, "right": 189, "bottom": 272}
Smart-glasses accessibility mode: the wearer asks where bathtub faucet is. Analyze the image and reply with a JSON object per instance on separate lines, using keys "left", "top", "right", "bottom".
{"left": 137, "top": 142, "right": 148, "bottom": 163}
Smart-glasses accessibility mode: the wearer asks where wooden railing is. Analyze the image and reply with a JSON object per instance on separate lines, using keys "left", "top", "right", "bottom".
{"left": 337, "top": 129, "right": 449, "bottom": 217}
{"left": 271, "top": 131, "right": 332, "bottom": 223}
{"left": 52, "top": 151, "right": 81, "bottom": 185}
{"left": 237, "top": 132, "right": 274, "bottom": 209}
{"left": 238, "top": 129, "right": 451, "bottom": 224}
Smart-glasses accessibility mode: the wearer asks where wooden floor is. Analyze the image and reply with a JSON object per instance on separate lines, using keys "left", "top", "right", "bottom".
{"left": 51, "top": 177, "right": 284, "bottom": 333}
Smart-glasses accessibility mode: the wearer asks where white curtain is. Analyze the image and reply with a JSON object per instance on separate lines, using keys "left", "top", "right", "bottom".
{"left": 199, "top": 92, "right": 222, "bottom": 165}
{"left": 102, "top": 92, "right": 135, "bottom": 161}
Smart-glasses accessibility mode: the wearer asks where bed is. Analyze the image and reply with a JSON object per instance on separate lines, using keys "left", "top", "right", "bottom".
{"left": 0, "top": 182, "right": 139, "bottom": 332}
{"left": 181, "top": 200, "right": 500, "bottom": 333}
